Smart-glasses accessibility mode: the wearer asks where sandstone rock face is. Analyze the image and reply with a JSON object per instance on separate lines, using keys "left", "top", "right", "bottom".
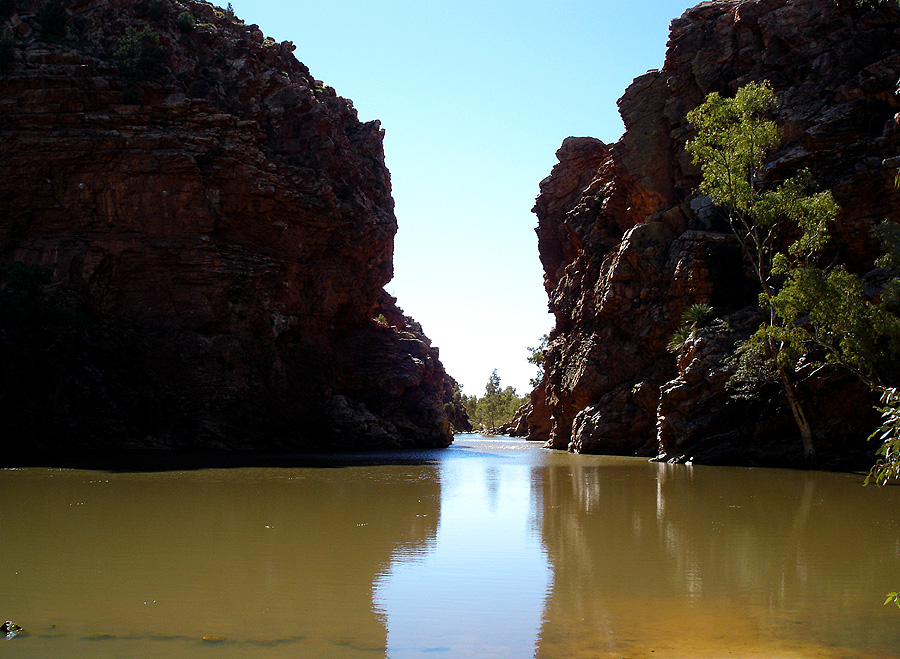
{"left": 0, "top": 0, "right": 454, "bottom": 451}
{"left": 526, "top": 0, "right": 900, "bottom": 467}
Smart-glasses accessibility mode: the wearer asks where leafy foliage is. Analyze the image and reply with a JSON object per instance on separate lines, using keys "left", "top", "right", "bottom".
{"left": 176, "top": 11, "right": 196, "bottom": 33}
{"left": 688, "top": 80, "right": 900, "bottom": 473}
{"left": 885, "top": 591, "right": 900, "bottom": 609}
{"left": 874, "top": 219, "right": 900, "bottom": 306}
{"left": 527, "top": 334, "right": 548, "bottom": 387}
{"left": 726, "top": 338, "right": 778, "bottom": 400}
{"left": 443, "top": 381, "right": 469, "bottom": 434}
{"left": 866, "top": 388, "right": 900, "bottom": 486}
{"left": 687, "top": 83, "right": 838, "bottom": 289}
{"left": 666, "top": 324, "right": 694, "bottom": 354}
{"left": 687, "top": 81, "right": 842, "bottom": 459}
{"left": 682, "top": 303, "right": 715, "bottom": 327}
{"left": 771, "top": 266, "right": 900, "bottom": 384}
{"left": 115, "top": 26, "right": 168, "bottom": 81}
{"left": 687, "top": 82, "right": 781, "bottom": 212}
{"left": 667, "top": 303, "right": 717, "bottom": 354}
{"left": 462, "top": 369, "right": 528, "bottom": 431}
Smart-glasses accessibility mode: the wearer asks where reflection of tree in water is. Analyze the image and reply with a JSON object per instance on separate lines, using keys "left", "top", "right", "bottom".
{"left": 534, "top": 457, "right": 900, "bottom": 658}
{"left": 485, "top": 466, "right": 500, "bottom": 512}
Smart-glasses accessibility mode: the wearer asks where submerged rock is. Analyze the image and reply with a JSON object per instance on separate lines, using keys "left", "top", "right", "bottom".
{"left": 2, "top": 621, "right": 23, "bottom": 640}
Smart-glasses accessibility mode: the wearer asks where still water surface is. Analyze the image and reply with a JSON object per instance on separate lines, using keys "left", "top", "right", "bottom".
{"left": 1, "top": 435, "right": 899, "bottom": 658}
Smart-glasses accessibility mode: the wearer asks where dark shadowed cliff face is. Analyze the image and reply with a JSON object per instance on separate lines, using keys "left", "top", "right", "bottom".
{"left": 0, "top": 0, "right": 454, "bottom": 451}
{"left": 519, "top": 0, "right": 900, "bottom": 468}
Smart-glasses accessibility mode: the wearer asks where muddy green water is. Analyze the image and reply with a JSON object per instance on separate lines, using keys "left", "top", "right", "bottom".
{"left": 1, "top": 435, "right": 899, "bottom": 658}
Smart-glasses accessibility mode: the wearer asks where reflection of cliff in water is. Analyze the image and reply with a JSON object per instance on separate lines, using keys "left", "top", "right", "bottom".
{"left": 0, "top": 463, "right": 441, "bottom": 655}
{"left": 533, "top": 457, "right": 900, "bottom": 658}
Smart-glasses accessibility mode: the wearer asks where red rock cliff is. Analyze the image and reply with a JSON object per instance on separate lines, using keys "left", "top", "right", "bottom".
{"left": 0, "top": 0, "right": 455, "bottom": 451}
{"left": 522, "top": 0, "right": 900, "bottom": 467}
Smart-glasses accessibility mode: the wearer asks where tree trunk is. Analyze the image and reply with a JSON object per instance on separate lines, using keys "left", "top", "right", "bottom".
{"left": 778, "top": 365, "right": 815, "bottom": 460}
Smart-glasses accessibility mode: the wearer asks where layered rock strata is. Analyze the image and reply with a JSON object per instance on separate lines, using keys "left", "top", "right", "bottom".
{"left": 0, "top": 0, "right": 454, "bottom": 451}
{"left": 520, "top": 0, "right": 900, "bottom": 467}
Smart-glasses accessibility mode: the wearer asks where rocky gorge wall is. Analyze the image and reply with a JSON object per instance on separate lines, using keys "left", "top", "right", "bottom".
{"left": 513, "top": 0, "right": 900, "bottom": 468}
{"left": 0, "top": 0, "right": 457, "bottom": 452}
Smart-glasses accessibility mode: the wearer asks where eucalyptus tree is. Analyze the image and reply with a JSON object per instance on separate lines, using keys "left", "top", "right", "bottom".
{"left": 687, "top": 80, "right": 900, "bottom": 469}
{"left": 686, "top": 81, "right": 839, "bottom": 459}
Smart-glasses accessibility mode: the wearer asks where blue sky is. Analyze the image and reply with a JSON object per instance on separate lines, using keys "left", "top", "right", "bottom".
{"left": 242, "top": 0, "right": 694, "bottom": 395}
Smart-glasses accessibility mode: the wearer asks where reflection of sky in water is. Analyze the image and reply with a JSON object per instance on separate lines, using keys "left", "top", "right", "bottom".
{"left": 374, "top": 440, "right": 552, "bottom": 658}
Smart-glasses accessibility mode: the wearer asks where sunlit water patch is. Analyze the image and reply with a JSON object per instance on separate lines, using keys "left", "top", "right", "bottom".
{"left": 374, "top": 436, "right": 552, "bottom": 658}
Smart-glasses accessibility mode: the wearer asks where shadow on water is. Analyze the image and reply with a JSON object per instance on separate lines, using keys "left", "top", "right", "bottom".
{"left": 0, "top": 448, "right": 448, "bottom": 472}
{"left": 0, "top": 450, "right": 446, "bottom": 657}
{"left": 0, "top": 434, "right": 530, "bottom": 472}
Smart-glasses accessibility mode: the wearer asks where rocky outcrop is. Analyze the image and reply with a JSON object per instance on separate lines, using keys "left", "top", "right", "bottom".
{"left": 526, "top": 0, "right": 900, "bottom": 468}
{"left": 0, "top": 0, "right": 456, "bottom": 452}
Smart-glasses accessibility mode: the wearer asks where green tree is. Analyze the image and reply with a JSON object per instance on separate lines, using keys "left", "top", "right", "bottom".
{"left": 687, "top": 81, "right": 900, "bottom": 470}
{"left": 527, "top": 334, "right": 548, "bottom": 388}
{"left": 115, "top": 26, "right": 168, "bottom": 81}
{"left": 867, "top": 388, "right": 900, "bottom": 487}
{"left": 866, "top": 219, "right": 900, "bottom": 489}
{"left": 686, "top": 81, "right": 839, "bottom": 459}
{"left": 499, "top": 385, "right": 526, "bottom": 420}
{"left": 464, "top": 370, "right": 528, "bottom": 431}
{"left": 480, "top": 369, "right": 503, "bottom": 428}
{"left": 176, "top": 11, "right": 196, "bottom": 33}
{"left": 463, "top": 393, "right": 479, "bottom": 424}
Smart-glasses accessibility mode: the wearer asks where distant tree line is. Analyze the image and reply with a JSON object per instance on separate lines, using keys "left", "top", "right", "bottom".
{"left": 462, "top": 369, "right": 528, "bottom": 431}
